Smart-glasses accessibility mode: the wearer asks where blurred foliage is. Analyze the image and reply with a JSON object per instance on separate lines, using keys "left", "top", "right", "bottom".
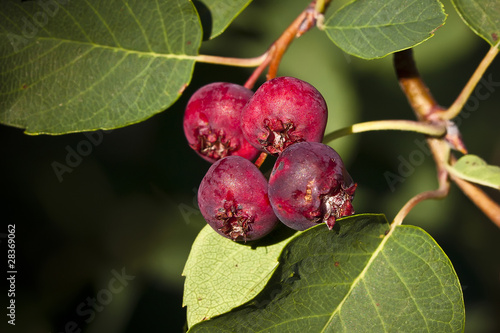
{"left": 1, "top": 0, "right": 499, "bottom": 332}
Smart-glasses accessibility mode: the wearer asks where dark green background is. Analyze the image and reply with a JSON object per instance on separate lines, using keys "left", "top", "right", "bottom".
{"left": 2, "top": 0, "right": 499, "bottom": 332}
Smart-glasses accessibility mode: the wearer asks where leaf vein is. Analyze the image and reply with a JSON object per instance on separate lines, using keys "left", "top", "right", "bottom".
{"left": 85, "top": 0, "right": 120, "bottom": 47}
{"left": 122, "top": 0, "right": 153, "bottom": 52}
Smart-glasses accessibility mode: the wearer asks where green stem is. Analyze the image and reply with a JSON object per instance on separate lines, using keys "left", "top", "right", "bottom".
{"left": 314, "top": 0, "right": 332, "bottom": 14}
{"left": 392, "top": 138, "right": 450, "bottom": 227}
{"left": 195, "top": 53, "right": 268, "bottom": 67}
{"left": 322, "top": 120, "right": 446, "bottom": 144}
{"left": 439, "top": 42, "right": 499, "bottom": 120}
{"left": 392, "top": 180, "right": 449, "bottom": 227}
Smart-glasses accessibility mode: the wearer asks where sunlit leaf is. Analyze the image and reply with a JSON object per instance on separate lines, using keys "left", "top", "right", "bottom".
{"left": 188, "top": 214, "right": 465, "bottom": 332}
{"left": 0, "top": 0, "right": 202, "bottom": 134}
{"left": 451, "top": 0, "right": 500, "bottom": 47}
{"left": 448, "top": 154, "right": 500, "bottom": 189}
{"left": 323, "top": 0, "right": 446, "bottom": 59}
{"left": 182, "top": 224, "right": 299, "bottom": 328}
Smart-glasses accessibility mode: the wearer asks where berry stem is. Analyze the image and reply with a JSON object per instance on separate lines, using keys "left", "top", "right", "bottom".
{"left": 436, "top": 42, "right": 500, "bottom": 121}
{"left": 245, "top": 0, "right": 332, "bottom": 86}
{"left": 198, "top": 0, "right": 333, "bottom": 89}
{"left": 254, "top": 152, "right": 268, "bottom": 168}
{"left": 322, "top": 119, "right": 446, "bottom": 144}
{"left": 266, "top": 1, "right": 319, "bottom": 79}
{"left": 244, "top": 55, "right": 272, "bottom": 89}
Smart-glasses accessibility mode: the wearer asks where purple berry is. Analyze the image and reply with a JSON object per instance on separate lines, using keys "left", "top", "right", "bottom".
{"left": 268, "top": 142, "right": 356, "bottom": 231}
{"left": 183, "top": 82, "right": 260, "bottom": 163}
{"left": 198, "top": 156, "right": 278, "bottom": 241}
{"left": 240, "top": 77, "right": 328, "bottom": 156}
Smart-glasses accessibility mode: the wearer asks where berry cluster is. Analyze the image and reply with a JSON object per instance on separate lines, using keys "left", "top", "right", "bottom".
{"left": 184, "top": 77, "right": 357, "bottom": 242}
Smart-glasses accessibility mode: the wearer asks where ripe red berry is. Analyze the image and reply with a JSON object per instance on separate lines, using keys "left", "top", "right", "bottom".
{"left": 268, "top": 142, "right": 356, "bottom": 231}
{"left": 198, "top": 156, "right": 278, "bottom": 241}
{"left": 183, "top": 82, "right": 260, "bottom": 163}
{"left": 240, "top": 76, "right": 328, "bottom": 155}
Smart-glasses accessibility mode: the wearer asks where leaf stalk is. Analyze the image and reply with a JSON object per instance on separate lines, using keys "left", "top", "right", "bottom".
{"left": 437, "top": 43, "right": 499, "bottom": 120}
{"left": 322, "top": 119, "right": 446, "bottom": 144}
{"left": 195, "top": 53, "right": 269, "bottom": 67}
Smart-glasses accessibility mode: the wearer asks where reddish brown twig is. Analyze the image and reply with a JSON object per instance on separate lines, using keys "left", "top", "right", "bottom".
{"left": 448, "top": 155, "right": 500, "bottom": 228}
{"left": 393, "top": 49, "right": 444, "bottom": 120}
{"left": 244, "top": 0, "right": 325, "bottom": 89}
{"left": 393, "top": 48, "right": 500, "bottom": 228}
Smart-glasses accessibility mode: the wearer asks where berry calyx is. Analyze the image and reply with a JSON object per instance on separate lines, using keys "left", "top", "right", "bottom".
{"left": 268, "top": 142, "right": 356, "bottom": 231}
{"left": 183, "top": 82, "right": 260, "bottom": 163}
{"left": 198, "top": 156, "right": 278, "bottom": 241}
{"left": 241, "top": 76, "right": 328, "bottom": 155}
{"left": 259, "top": 119, "right": 301, "bottom": 154}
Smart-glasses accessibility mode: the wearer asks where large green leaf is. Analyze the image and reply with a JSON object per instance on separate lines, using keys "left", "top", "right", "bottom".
{"left": 188, "top": 214, "right": 465, "bottom": 332}
{"left": 182, "top": 223, "right": 299, "bottom": 328}
{"left": 195, "top": 0, "right": 252, "bottom": 39}
{"left": 323, "top": 0, "right": 447, "bottom": 59}
{"left": 0, "top": 0, "right": 202, "bottom": 134}
{"left": 447, "top": 154, "right": 500, "bottom": 189}
{"left": 451, "top": 0, "right": 500, "bottom": 47}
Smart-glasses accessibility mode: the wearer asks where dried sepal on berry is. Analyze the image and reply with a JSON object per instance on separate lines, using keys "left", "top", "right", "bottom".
{"left": 198, "top": 156, "right": 278, "bottom": 241}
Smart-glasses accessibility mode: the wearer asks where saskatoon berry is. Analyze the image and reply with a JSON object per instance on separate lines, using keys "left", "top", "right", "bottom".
{"left": 198, "top": 156, "right": 278, "bottom": 241}
{"left": 183, "top": 82, "right": 260, "bottom": 163}
{"left": 268, "top": 142, "right": 356, "bottom": 231}
{"left": 240, "top": 76, "right": 328, "bottom": 156}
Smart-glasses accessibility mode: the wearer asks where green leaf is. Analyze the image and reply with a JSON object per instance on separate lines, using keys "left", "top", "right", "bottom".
{"left": 188, "top": 214, "right": 465, "bottom": 332}
{"left": 447, "top": 154, "right": 500, "bottom": 189}
{"left": 182, "top": 224, "right": 299, "bottom": 328}
{"left": 323, "top": 0, "right": 447, "bottom": 59}
{"left": 0, "top": 0, "right": 201, "bottom": 134}
{"left": 195, "top": 0, "right": 252, "bottom": 39}
{"left": 451, "top": 0, "right": 500, "bottom": 47}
